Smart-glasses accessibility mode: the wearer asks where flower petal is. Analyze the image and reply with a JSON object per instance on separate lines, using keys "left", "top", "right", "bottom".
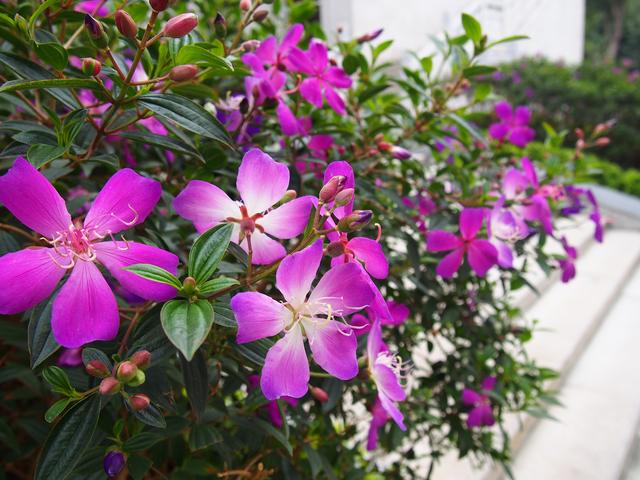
{"left": 308, "top": 262, "right": 373, "bottom": 316}
{"left": 0, "top": 248, "right": 65, "bottom": 314}
{"left": 459, "top": 208, "right": 485, "bottom": 241}
{"left": 84, "top": 169, "right": 161, "bottom": 236}
{"left": 0, "top": 157, "right": 71, "bottom": 238}
{"left": 304, "top": 319, "right": 358, "bottom": 380}
{"left": 276, "top": 239, "right": 322, "bottom": 308}
{"left": 387, "top": 300, "right": 410, "bottom": 325}
{"left": 426, "top": 230, "right": 461, "bottom": 252}
{"left": 93, "top": 241, "right": 179, "bottom": 301}
{"left": 173, "top": 180, "right": 239, "bottom": 233}
{"left": 300, "top": 77, "right": 324, "bottom": 108}
{"left": 435, "top": 248, "right": 464, "bottom": 278}
{"left": 462, "top": 388, "right": 481, "bottom": 405}
{"left": 255, "top": 36, "right": 277, "bottom": 64}
{"left": 276, "top": 101, "right": 299, "bottom": 136}
{"left": 467, "top": 239, "right": 498, "bottom": 276}
{"left": 348, "top": 237, "right": 389, "bottom": 279}
{"left": 323, "top": 85, "right": 347, "bottom": 115}
{"left": 378, "top": 391, "right": 405, "bottom": 430}
{"left": 52, "top": 260, "right": 119, "bottom": 348}
{"left": 231, "top": 291, "right": 290, "bottom": 343}
{"left": 288, "top": 47, "right": 314, "bottom": 74}
{"left": 281, "top": 24, "right": 304, "bottom": 53}
{"left": 242, "top": 230, "right": 286, "bottom": 265}
{"left": 374, "top": 363, "right": 406, "bottom": 402}
{"left": 261, "top": 325, "right": 309, "bottom": 400}
{"left": 308, "top": 39, "right": 328, "bottom": 72}
{"left": 260, "top": 196, "right": 314, "bottom": 239}
{"left": 324, "top": 66, "right": 353, "bottom": 88}
{"left": 237, "top": 149, "right": 290, "bottom": 214}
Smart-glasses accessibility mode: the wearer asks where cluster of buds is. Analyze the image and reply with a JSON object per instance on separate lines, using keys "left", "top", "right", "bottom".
{"left": 574, "top": 120, "right": 613, "bottom": 158}
{"left": 375, "top": 135, "right": 412, "bottom": 160}
{"left": 319, "top": 175, "right": 346, "bottom": 204}
{"left": 93, "top": 350, "right": 152, "bottom": 406}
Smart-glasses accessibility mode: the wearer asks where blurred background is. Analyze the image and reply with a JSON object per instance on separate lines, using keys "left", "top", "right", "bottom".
{"left": 316, "top": 1, "right": 640, "bottom": 479}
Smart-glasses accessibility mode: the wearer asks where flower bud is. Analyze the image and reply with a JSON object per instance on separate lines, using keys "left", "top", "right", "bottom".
{"left": 169, "top": 64, "right": 198, "bottom": 82}
{"left": 129, "top": 350, "right": 151, "bottom": 370}
{"left": 334, "top": 188, "right": 354, "bottom": 207}
{"left": 99, "top": 377, "right": 121, "bottom": 395}
{"left": 127, "top": 369, "right": 146, "bottom": 387}
{"left": 325, "top": 240, "right": 346, "bottom": 258}
{"left": 182, "top": 276, "right": 197, "bottom": 295}
{"left": 574, "top": 127, "right": 584, "bottom": 139}
{"left": 163, "top": 13, "right": 198, "bottom": 38}
{"left": 390, "top": 145, "right": 411, "bottom": 159}
{"left": 84, "top": 14, "right": 109, "bottom": 49}
{"left": 241, "top": 40, "right": 260, "bottom": 52}
{"left": 595, "top": 137, "right": 610, "bottom": 146}
{"left": 357, "top": 28, "right": 383, "bottom": 43}
{"left": 576, "top": 139, "right": 586, "bottom": 150}
{"left": 310, "top": 386, "right": 329, "bottom": 403}
{"left": 337, "top": 210, "right": 373, "bottom": 232}
{"left": 239, "top": 0, "right": 252, "bottom": 11}
{"left": 115, "top": 10, "right": 138, "bottom": 39}
{"left": 280, "top": 189, "right": 297, "bottom": 203}
{"left": 252, "top": 9, "right": 268, "bottom": 23}
{"left": 86, "top": 359, "right": 110, "bottom": 378}
{"left": 14, "top": 14, "right": 28, "bottom": 38}
{"left": 103, "top": 451, "right": 126, "bottom": 478}
{"left": 239, "top": 97, "right": 250, "bottom": 114}
{"left": 319, "top": 175, "right": 346, "bottom": 203}
{"left": 149, "top": 0, "right": 169, "bottom": 12}
{"left": 214, "top": 12, "right": 227, "bottom": 38}
{"left": 81, "top": 58, "right": 101, "bottom": 77}
{"left": 377, "top": 140, "right": 392, "bottom": 151}
{"left": 594, "top": 122, "right": 609, "bottom": 135}
{"left": 128, "top": 393, "right": 151, "bottom": 411}
{"left": 116, "top": 361, "right": 138, "bottom": 382}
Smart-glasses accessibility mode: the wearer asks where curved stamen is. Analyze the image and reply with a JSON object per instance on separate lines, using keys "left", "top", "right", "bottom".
{"left": 48, "top": 251, "right": 76, "bottom": 269}
{"left": 109, "top": 203, "right": 139, "bottom": 227}
{"left": 375, "top": 223, "right": 382, "bottom": 242}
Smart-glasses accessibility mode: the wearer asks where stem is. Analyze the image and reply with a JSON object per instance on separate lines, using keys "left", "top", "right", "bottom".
{"left": 117, "top": 306, "right": 146, "bottom": 357}
{"left": 227, "top": 0, "right": 262, "bottom": 54}
{"left": 106, "top": 49, "right": 127, "bottom": 81}
{"left": 245, "top": 235, "right": 254, "bottom": 286}
{"left": 0, "top": 223, "right": 39, "bottom": 242}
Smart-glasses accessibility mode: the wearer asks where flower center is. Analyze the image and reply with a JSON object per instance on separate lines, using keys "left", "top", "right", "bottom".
{"left": 226, "top": 205, "right": 265, "bottom": 239}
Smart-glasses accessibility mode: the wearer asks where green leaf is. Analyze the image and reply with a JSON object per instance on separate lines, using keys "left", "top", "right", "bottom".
{"left": 234, "top": 417, "right": 292, "bottom": 455}
{"left": 487, "top": 35, "right": 529, "bottom": 49}
{"left": 176, "top": 44, "right": 234, "bottom": 72}
{"left": 28, "top": 0, "right": 59, "bottom": 39}
{"left": 197, "top": 276, "right": 239, "bottom": 296}
{"left": 188, "top": 223, "right": 233, "bottom": 283}
{"left": 34, "top": 394, "right": 101, "bottom": 480}
{"left": 461, "top": 13, "right": 482, "bottom": 43}
{"left": 44, "top": 398, "right": 71, "bottom": 423}
{"left": 137, "top": 93, "right": 232, "bottom": 147}
{"left": 213, "top": 302, "right": 237, "bottom": 328}
{"left": 342, "top": 54, "right": 359, "bottom": 75}
{"left": 27, "top": 144, "right": 65, "bottom": 167}
{"left": 127, "top": 402, "right": 166, "bottom": 428}
{"left": 463, "top": 65, "right": 496, "bottom": 77}
{"left": 161, "top": 299, "right": 214, "bottom": 361}
{"left": 180, "top": 350, "right": 208, "bottom": 420}
{"left": 81, "top": 348, "right": 113, "bottom": 370}
{"left": 124, "top": 264, "right": 182, "bottom": 290}
{"left": 28, "top": 289, "right": 60, "bottom": 369}
{"left": 119, "top": 131, "right": 201, "bottom": 158}
{"left": 33, "top": 29, "right": 68, "bottom": 70}
{"left": 234, "top": 338, "right": 273, "bottom": 366}
{"left": 62, "top": 109, "right": 87, "bottom": 146}
{"left": 123, "top": 432, "right": 164, "bottom": 452}
{"left": 0, "top": 78, "right": 100, "bottom": 93}
{"left": 188, "top": 423, "right": 222, "bottom": 451}
{"left": 42, "top": 366, "right": 74, "bottom": 395}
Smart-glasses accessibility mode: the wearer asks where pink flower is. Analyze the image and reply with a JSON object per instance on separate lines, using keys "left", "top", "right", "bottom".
{"left": 558, "top": 236, "right": 577, "bottom": 283}
{"left": 488, "top": 101, "right": 535, "bottom": 148}
{"left": 486, "top": 196, "right": 528, "bottom": 269}
{"left": 75, "top": 0, "right": 108, "bottom": 17}
{"left": 462, "top": 376, "right": 496, "bottom": 428}
{"left": 427, "top": 208, "right": 498, "bottom": 278}
{"left": 57, "top": 348, "right": 83, "bottom": 367}
{"left": 0, "top": 158, "right": 179, "bottom": 347}
{"left": 230, "top": 240, "right": 373, "bottom": 400}
{"left": 174, "top": 149, "right": 314, "bottom": 265}
{"left": 289, "top": 39, "right": 353, "bottom": 115}
{"left": 367, "top": 398, "right": 389, "bottom": 451}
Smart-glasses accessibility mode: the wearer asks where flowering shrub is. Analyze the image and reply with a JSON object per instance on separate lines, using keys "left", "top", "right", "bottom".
{"left": 0, "top": 1, "right": 606, "bottom": 478}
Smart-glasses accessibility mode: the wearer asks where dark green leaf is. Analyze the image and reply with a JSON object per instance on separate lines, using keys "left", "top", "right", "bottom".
{"left": 81, "top": 348, "right": 113, "bottom": 370}
{"left": 176, "top": 44, "right": 233, "bottom": 72}
{"left": 198, "top": 276, "right": 239, "bottom": 296}
{"left": 27, "top": 144, "right": 65, "bottom": 167}
{"left": 124, "top": 264, "right": 182, "bottom": 289}
{"left": 123, "top": 432, "right": 164, "bottom": 452}
{"left": 119, "top": 131, "right": 201, "bottom": 158}
{"left": 188, "top": 223, "right": 233, "bottom": 283}
{"left": 188, "top": 423, "right": 222, "bottom": 451}
{"left": 213, "top": 302, "right": 237, "bottom": 328}
{"left": 127, "top": 402, "right": 166, "bottom": 428}
{"left": 234, "top": 417, "right": 292, "bottom": 455}
{"left": 461, "top": 13, "right": 482, "bottom": 43}
{"left": 463, "top": 65, "right": 496, "bottom": 77}
{"left": 234, "top": 338, "right": 273, "bottom": 366}
{"left": 161, "top": 299, "right": 214, "bottom": 361}
{"left": 42, "top": 366, "right": 74, "bottom": 395}
{"left": 28, "top": 290, "right": 60, "bottom": 368}
{"left": 180, "top": 350, "right": 208, "bottom": 420}
{"left": 0, "top": 78, "right": 100, "bottom": 93}
{"left": 45, "top": 398, "right": 71, "bottom": 423}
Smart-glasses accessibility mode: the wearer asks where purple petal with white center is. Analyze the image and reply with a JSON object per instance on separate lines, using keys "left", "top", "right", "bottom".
{"left": 0, "top": 247, "right": 65, "bottom": 314}
{"left": 374, "top": 363, "right": 406, "bottom": 403}
{"left": 308, "top": 262, "right": 373, "bottom": 317}
{"left": 367, "top": 319, "right": 385, "bottom": 365}
{"left": 0, "top": 157, "right": 71, "bottom": 238}
{"left": 260, "top": 196, "right": 314, "bottom": 239}
{"left": 304, "top": 319, "right": 358, "bottom": 380}
{"left": 93, "top": 241, "right": 179, "bottom": 301}
{"left": 300, "top": 77, "right": 324, "bottom": 108}
{"left": 435, "top": 248, "right": 464, "bottom": 278}
{"left": 237, "top": 149, "right": 289, "bottom": 214}
{"left": 52, "top": 260, "right": 119, "bottom": 348}
{"left": 379, "top": 391, "right": 406, "bottom": 430}
{"left": 467, "top": 239, "right": 498, "bottom": 276}
{"left": 261, "top": 325, "right": 309, "bottom": 400}
{"left": 348, "top": 237, "right": 389, "bottom": 279}
{"left": 350, "top": 313, "right": 372, "bottom": 336}
{"left": 502, "top": 168, "right": 530, "bottom": 199}
{"left": 276, "top": 239, "right": 322, "bottom": 308}
{"left": 521, "top": 157, "right": 538, "bottom": 187}
{"left": 231, "top": 291, "right": 290, "bottom": 343}
{"left": 84, "top": 169, "right": 161, "bottom": 236}
{"left": 459, "top": 208, "right": 485, "bottom": 241}
{"left": 492, "top": 239, "right": 514, "bottom": 269}
{"left": 173, "top": 180, "right": 239, "bottom": 233}
{"left": 427, "top": 230, "right": 461, "bottom": 252}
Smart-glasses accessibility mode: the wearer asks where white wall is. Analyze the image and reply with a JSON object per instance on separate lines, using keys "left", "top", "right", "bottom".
{"left": 320, "top": 0, "right": 585, "bottom": 65}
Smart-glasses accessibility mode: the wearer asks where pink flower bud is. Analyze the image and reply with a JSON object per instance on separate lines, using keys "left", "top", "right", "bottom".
{"left": 574, "top": 128, "right": 584, "bottom": 139}
{"left": 593, "top": 123, "right": 609, "bottom": 135}
{"left": 149, "top": 0, "right": 169, "bottom": 12}
{"left": 116, "top": 361, "right": 138, "bottom": 382}
{"left": 337, "top": 210, "right": 373, "bottom": 232}
{"left": 310, "top": 386, "right": 329, "bottom": 402}
{"left": 240, "top": 40, "right": 260, "bottom": 52}
{"left": 99, "top": 377, "right": 121, "bottom": 395}
{"left": 239, "top": 0, "right": 252, "bottom": 11}
{"left": 169, "top": 64, "right": 198, "bottom": 82}
{"left": 390, "top": 145, "right": 411, "bottom": 159}
{"left": 576, "top": 139, "right": 586, "bottom": 150}
{"left": 334, "top": 188, "right": 354, "bottom": 207}
{"left": 163, "top": 13, "right": 198, "bottom": 38}
{"left": 115, "top": 10, "right": 138, "bottom": 39}
{"left": 319, "top": 175, "right": 346, "bottom": 203}
{"left": 325, "top": 240, "right": 346, "bottom": 258}
{"left": 377, "top": 140, "right": 392, "bottom": 151}
{"left": 86, "top": 359, "right": 110, "bottom": 378}
{"left": 281, "top": 189, "right": 297, "bottom": 203}
{"left": 129, "top": 350, "right": 151, "bottom": 370}
{"left": 129, "top": 393, "right": 151, "bottom": 411}
{"left": 81, "top": 58, "right": 101, "bottom": 76}
{"left": 252, "top": 9, "right": 268, "bottom": 22}
{"left": 595, "top": 137, "right": 610, "bottom": 146}
{"left": 357, "top": 28, "right": 383, "bottom": 43}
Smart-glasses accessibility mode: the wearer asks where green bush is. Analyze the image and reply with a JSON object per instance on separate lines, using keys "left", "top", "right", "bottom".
{"left": 491, "top": 58, "right": 640, "bottom": 170}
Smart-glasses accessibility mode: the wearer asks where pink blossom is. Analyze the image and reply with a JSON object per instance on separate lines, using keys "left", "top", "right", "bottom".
{"left": 558, "top": 236, "right": 577, "bottom": 283}
{"left": 462, "top": 376, "right": 496, "bottom": 428}
{"left": 488, "top": 101, "right": 535, "bottom": 148}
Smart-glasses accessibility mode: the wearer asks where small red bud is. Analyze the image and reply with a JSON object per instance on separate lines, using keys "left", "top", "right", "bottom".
{"left": 319, "top": 175, "right": 346, "bottom": 203}
{"left": 116, "top": 361, "right": 138, "bottom": 382}
{"left": 239, "top": 0, "right": 252, "bottom": 11}
{"left": 99, "top": 377, "right": 121, "bottom": 395}
{"left": 594, "top": 123, "right": 609, "bottom": 135}
{"left": 163, "top": 13, "right": 198, "bottom": 38}
{"left": 128, "top": 393, "right": 151, "bottom": 411}
{"left": 81, "top": 57, "right": 101, "bottom": 76}
{"left": 574, "top": 128, "right": 584, "bottom": 139}
{"left": 595, "top": 137, "right": 610, "bottom": 146}
{"left": 115, "top": 10, "right": 138, "bottom": 39}
{"left": 129, "top": 350, "right": 151, "bottom": 370}
{"left": 252, "top": 9, "right": 268, "bottom": 23}
{"left": 334, "top": 188, "right": 354, "bottom": 207}
{"left": 149, "top": 0, "right": 169, "bottom": 12}
{"left": 86, "top": 359, "right": 110, "bottom": 378}
{"left": 576, "top": 139, "right": 586, "bottom": 150}
{"left": 357, "top": 28, "right": 383, "bottom": 44}
{"left": 310, "top": 386, "right": 329, "bottom": 402}
{"left": 377, "top": 141, "right": 392, "bottom": 152}
{"left": 169, "top": 64, "right": 198, "bottom": 82}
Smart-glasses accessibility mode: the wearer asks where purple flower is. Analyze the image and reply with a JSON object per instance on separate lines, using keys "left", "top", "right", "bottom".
{"left": 76, "top": 0, "right": 108, "bottom": 17}
{"left": 230, "top": 240, "right": 373, "bottom": 400}
{"left": 0, "top": 158, "right": 179, "bottom": 347}
{"left": 488, "top": 101, "right": 535, "bottom": 148}
{"left": 57, "top": 348, "right": 83, "bottom": 367}
{"left": 367, "top": 398, "right": 389, "bottom": 450}
{"left": 367, "top": 320, "right": 407, "bottom": 434}
{"left": 487, "top": 196, "right": 528, "bottom": 269}
{"left": 559, "top": 236, "right": 577, "bottom": 283}
{"left": 427, "top": 208, "right": 498, "bottom": 278}
{"left": 174, "top": 149, "right": 314, "bottom": 265}
{"left": 289, "top": 39, "right": 353, "bottom": 115}
{"left": 103, "top": 451, "right": 125, "bottom": 478}
{"left": 462, "top": 376, "right": 496, "bottom": 428}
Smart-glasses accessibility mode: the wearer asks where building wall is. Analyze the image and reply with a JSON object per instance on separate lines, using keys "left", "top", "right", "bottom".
{"left": 319, "top": 0, "right": 585, "bottom": 65}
